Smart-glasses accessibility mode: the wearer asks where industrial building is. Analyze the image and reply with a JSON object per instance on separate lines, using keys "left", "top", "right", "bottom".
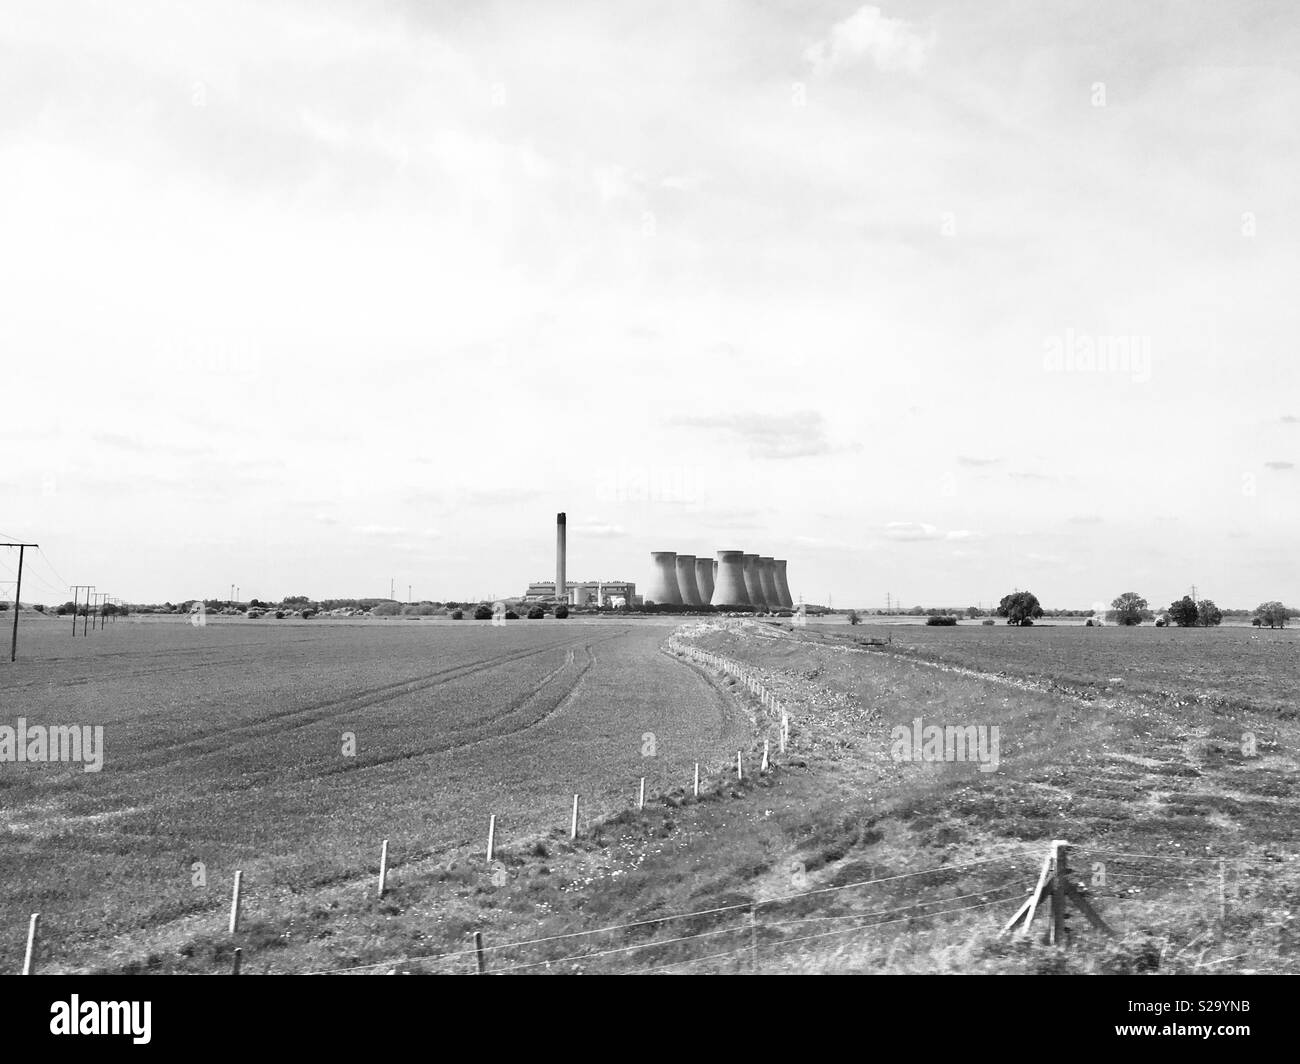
{"left": 522, "top": 513, "right": 792, "bottom": 610}
{"left": 645, "top": 549, "right": 795, "bottom": 609}
{"left": 523, "top": 580, "right": 639, "bottom": 607}
{"left": 523, "top": 514, "right": 640, "bottom": 605}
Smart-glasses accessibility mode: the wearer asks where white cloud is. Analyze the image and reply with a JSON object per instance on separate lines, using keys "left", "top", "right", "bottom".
{"left": 805, "top": 5, "right": 932, "bottom": 75}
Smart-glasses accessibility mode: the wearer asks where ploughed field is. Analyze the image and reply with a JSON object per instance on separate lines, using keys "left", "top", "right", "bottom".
{"left": 0, "top": 617, "right": 747, "bottom": 972}
{"left": 849, "top": 621, "right": 1300, "bottom": 718}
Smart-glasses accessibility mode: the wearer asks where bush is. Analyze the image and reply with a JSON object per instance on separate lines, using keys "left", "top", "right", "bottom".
{"left": 527, "top": 606, "right": 545, "bottom": 619}
{"left": 1085, "top": 618, "right": 1094, "bottom": 627}
{"left": 554, "top": 605, "right": 569, "bottom": 619}
{"left": 981, "top": 618, "right": 995, "bottom": 625}
{"left": 450, "top": 609, "right": 464, "bottom": 620}
{"left": 274, "top": 611, "right": 285, "bottom": 619}
{"left": 504, "top": 610, "right": 519, "bottom": 620}
{"left": 473, "top": 605, "right": 493, "bottom": 620}
{"left": 925, "top": 615, "right": 958, "bottom": 626}
{"left": 301, "top": 610, "right": 315, "bottom": 619}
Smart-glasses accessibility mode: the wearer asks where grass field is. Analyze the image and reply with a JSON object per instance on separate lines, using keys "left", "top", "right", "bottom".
{"left": 2, "top": 614, "right": 1295, "bottom": 974}
{"left": 851, "top": 621, "right": 1300, "bottom": 717}
{"left": 0, "top": 616, "right": 749, "bottom": 972}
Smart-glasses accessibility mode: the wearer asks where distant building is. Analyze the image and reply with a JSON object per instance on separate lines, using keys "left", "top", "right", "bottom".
{"left": 524, "top": 580, "right": 640, "bottom": 607}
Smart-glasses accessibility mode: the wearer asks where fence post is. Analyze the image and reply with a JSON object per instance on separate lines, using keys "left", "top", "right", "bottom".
{"left": 570, "top": 794, "right": 580, "bottom": 839}
{"left": 486, "top": 815, "right": 497, "bottom": 863}
{"left": 638, "top": 777, "right": 646, "bottom": 811}
{"left": 749, "top": 905, "right": 759, "bottom": 973}
{"left": 736, "top": 751, "right": 743, "bottom": 781}
{"left": 229, "top": 871, "right": 242, "bottom": 934}
{"left": 378, "top": 839, "right": 389, "bottom": 898}
{"left": 231, "top": 947, "right": 242, "bottom": 975}
{"left": 761, "top": 739, "right": 769, "bottom": 774}
{"left": 1050, "top": 841, "right": 1067, "bottom": 946}
{"left": 693, "top": 762, "right": 700, "bottom": 798}
{"left": 22, "top": 913, "right": 39, "bottom": 975}
{"left": 474, "top": 931, "right": 486, "bottom": 975}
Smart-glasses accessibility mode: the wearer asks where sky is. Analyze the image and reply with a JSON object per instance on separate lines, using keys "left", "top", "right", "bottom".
{"left": 1, "top": 0, "right": 1297, "bottom": 609}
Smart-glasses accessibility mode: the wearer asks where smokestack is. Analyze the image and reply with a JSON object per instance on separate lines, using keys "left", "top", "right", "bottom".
{"left": 646, "top": 551, "right": 683, "bottom": 605}
{"left": 742, "top": 553, "right": 767, "bottom": 609}
{"left": 556, "top": 513, "right": 567, "bottom": 603}
{"left": 676, "top": 554, "right": 702, "bottom": 605}
{"left": 694, "top": 557, "right": 715, "bottom": 605}
{"left": 759, "top": 557, "right": 781, "bottom": 607}
{"left": 774, "top": 560, "right": 794, "bottom": 609}
{"left": 713, "top": 551, "right": 749, "bottom": 606}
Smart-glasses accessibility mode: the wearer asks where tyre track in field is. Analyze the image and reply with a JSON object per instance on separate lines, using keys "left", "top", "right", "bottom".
{"left": 3, "top": 638, "right": 329, "bottom": 691}
{"left": 121, "top": 629, "right": 631, "bottom": 771}
{"left": 310, "top": 640, "right": 604, "bottom": 777}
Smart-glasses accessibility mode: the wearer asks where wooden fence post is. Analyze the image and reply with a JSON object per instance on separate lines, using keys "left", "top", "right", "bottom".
{"left": 761, "top": 738, "right": 769, "bottom": 774}
{"left": 1050, "top": 841, "right": 1067, "bottom": 946}
{"left": 21, "top": 913, "right": 39, "bottom": 975}
{"left": 229, "top": 871, "right": 242, "bottom": 934}
{"left": 378, "top": 839, "right": 389, "bottom": 898}
{"left": 693, "top": 762, "right": 700, "bottom": 798}
{"left": 736, "top": 751, "right": 743, "bottom": 781}
{"left": 638, "top": 777, "right": 646, "bottom": 811}
{"left": 486, "top": 815, "right": 497, "bottom": 863}
{"left": 570, "top": 794, "right": 580, "bottom": 839}
{"left": 474, "top": 931, "right": 486, "bottom": 975}
{"left": 231, "top": 947, "right": 242, "bottom": 975}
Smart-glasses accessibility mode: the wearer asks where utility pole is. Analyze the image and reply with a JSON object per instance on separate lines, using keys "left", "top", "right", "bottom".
{"left": 4, "top": 542, "right": 37, "bottom": 662}
{"left": 70, "top": 585, "right": 92, "bottom": 636}
{"left": 83, "top": 585, "right": 94, "bottom": 636}
{"left": 408, "top": 584, "right": 411, "bottom": 604}
{"left": 390, "top": 577, "right": 395, "bottom": 601}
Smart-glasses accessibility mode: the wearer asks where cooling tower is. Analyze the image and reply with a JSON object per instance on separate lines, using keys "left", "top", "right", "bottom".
{"left": 676, "top": 554, "right": 702, "bottom": 605}
{"left": 774, "top": 560, "right": 794, "bottom": 609}
{"left": 556, "top": 513, "right": 566, "bottom": 603}
{"left": 713, "top": 551, "right": 749, "bottom": 606}
{"left": 759, "top": 557, "right": 781, "bottom": 607}
{"left": 646, "top": 551, "right": 683, "bottom": 605}
{"left": 695, "top": 557, "right": 715, "bottom": 605}
{"left": 741, "top": 554, "right": 768, "bottom": 609}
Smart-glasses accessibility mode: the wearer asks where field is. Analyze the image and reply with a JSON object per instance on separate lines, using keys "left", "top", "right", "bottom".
{"left": 0, "top": 615, "right": 749, "bottom": 972}
{"left": 2, "top": 613, "right": 1296, "bottom": 974}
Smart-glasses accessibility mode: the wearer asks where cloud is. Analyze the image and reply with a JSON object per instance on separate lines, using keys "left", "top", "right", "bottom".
{"left": 571, "top": 523, "right": 626, "bottom": 538}
{"left": 1263, "top": 460, "right": 1295, "bottom": 471}
{"left": 882, "top": 522, "right": 977, "bottom": 543}
{"left": 1068, "top": 515, "right": 1104, "bottom": 524}
{"left": 669, "top": 411, "right": 837, "bottom": 459}
{"left": 1282, "top": 415, "right": 1299, "bottom": 424}
{"left": 805, "top": 5, "right": 933, "bottom": 75}
{"left": 956, "top": 456, "right": 1000, "bottom": 467}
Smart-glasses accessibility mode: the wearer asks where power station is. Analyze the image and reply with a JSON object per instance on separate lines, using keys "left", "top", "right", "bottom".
{"left": 521, "top": 514, "right": 795, "bottom": 610}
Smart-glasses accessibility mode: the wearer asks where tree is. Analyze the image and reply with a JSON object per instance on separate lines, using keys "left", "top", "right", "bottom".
{"left": 966, "top": 606, "right": 981, "bottom": 618}
{"left": 450, "top": 608, "right": 464, "bottom": 620}
{"left": 1168, "top": 596, "right": 1198, "bottom": 627}
{"left": 554, "top": 605, "right": 569, "bottom": 619}
{"left": 1108, "top": 592, "right": 1149, "bottom": 626}
{"left": 1196, "top": 599, "right": 1222, "bottom": 627}
{"left": 473, "top": 604, "right": 493, "bottom": 620}
{"left": 527, "top": 605, "right": 545, "bottom": 619}
{"left": 847, "top": 610, "right": 861, "bottom": 625}
{"left": 1254, "top": 601, "right": 1289, "bottom": 629}
{"left": 996, "top": 591, "right": 1043, "bottom": 626}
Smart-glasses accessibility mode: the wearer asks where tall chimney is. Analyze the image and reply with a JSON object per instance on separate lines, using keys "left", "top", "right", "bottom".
{"left": 759, "top": 557, "right": 781, "bottom": 608}
{"left": 774, "top": 560, "right": 794, "bottom": 608}
{"left": 694, "top": 557, "right": 715, "bottom": 605}
{"left": 556, "top": 513, "right": 567, "bottom": 603}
